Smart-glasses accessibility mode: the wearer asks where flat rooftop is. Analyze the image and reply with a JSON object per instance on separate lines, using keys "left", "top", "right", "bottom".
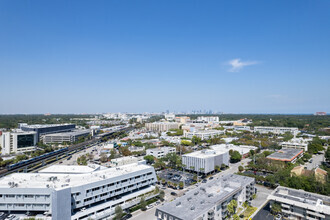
{"left": 157, "top": 174, "right": 254, "bottom": 220}
{"left": 270, "top": 186, "right": 330, "bottom": 214}
{"left": 43, "top": 129, "right": 90, "bottom": 137}
{"left": 183, "top": 149, "right": 228, "bottom": 159}
{"left": 38, "top": 164, "right": 106, "bottom": 174}
{"left": 188, "top": 130, "right": 223, "bottom": 134}
{"left": 147, "top": 146, "right": 175, "bottom": 152}
{"left": 211, "top": 144, "right": 257, "bottom": 155}
{"left": 267, "top": 148, "right": 303, "bottom": 161}
{"left": 21, "top": 124, "right": 74, "bottom": 129}
{"left": 0, "top": 163, "right": 153, "bottom": 190}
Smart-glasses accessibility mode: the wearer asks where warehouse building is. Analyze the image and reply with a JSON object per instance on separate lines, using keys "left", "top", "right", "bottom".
{"left": 268, "top": 186, "right": 330, "bottom": 219}
{"left": 0, "top": 162, "right": 157, "bottom": 220}
{"left": 182, "top": 149, "right": 229, "bottom": 174}
{"left": 43, "top": 130, "right": 91, "bottom": 144}
{"left": 155, "top": 174, "right": 256, "bottom": 220}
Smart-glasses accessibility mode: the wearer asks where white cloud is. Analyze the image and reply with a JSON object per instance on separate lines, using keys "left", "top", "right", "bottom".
{"left": 227, "top": 58, "right": 259, "bottom": 72}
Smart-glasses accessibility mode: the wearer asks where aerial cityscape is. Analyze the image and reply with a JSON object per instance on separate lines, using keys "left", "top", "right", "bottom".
{"left": 0, "top": 1, "right": 329, "bottom": 220}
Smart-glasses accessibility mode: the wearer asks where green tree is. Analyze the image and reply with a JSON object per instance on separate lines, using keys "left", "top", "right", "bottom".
{"left": 140, "top": 197, "right": 147, "bottom": 211}
{"left": 144, "top": 155, "right": 155, "bottom": 164}
{"left": 227, "top": 200, "right": 238, "bottom": 216}
{"left": 179, "top": 181, "right": 184, "bottom": 189}
{"left": 325, "top": 147, "right": 330, "bottom": 162}
{"left": 282, "top": 132, "right": 294, "bottom": 141}
{"left": 230, "top": 151, "right": 242, "bottom": 163}
{"left": 238, "top": 165, "right": 244, "bottom": 172}
{"left": 233, "top": 214, "right": 239, "bottom": 220}
{"left": 100, "top": 153, "right": 108, "bottom": 163}
{"left": 159, "top": 190, "right": 165, "bottom": 201}
{"left": 114, "top": 205, "right": 123, "bottom": 220}
{"left": 271, "top": 202, "right": 281, "bottom": 215}
{"left": 109, "top": 149, "right": 116, "bottom": 159}
{"left": 191, "top": 136, "right": 202, "bottom": 145}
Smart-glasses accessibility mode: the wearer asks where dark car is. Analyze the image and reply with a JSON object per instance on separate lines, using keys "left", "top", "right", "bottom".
{"left": 209, "top": 177, "right": 214, "bottom": 180}
{"left": 202, "top": 179, "right": 207, "bottom": 183}
{"left": 121, "top": 213, "right": 132, "bottom": 220}
{"left": 170, "top": 192, "right": 177, "bottom": 196}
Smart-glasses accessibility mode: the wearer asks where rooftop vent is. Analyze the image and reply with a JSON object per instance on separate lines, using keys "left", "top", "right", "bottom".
{"left": 190, "top": 206, "right": 195, "bottom": 210}
{"left": 200, "top": 200, "right": 205, "bottom": 204}
{"left": 176, "top": 202, "right": 181, "bottom": 206}
{"left": 187, "top": 197, "right": 192, "bottom": 201}
{"left": 208, "top": 193, "right": 213, "bottom": 197}
{"left": 194, "top": 191, "right": 199, "bottom": 195}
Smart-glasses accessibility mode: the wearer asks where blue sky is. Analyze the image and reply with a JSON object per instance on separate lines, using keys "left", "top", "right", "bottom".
{"left": 1, "top": 0, "right": 329, "bottom": 114}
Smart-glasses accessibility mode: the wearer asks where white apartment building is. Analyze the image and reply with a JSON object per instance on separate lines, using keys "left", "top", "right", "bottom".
{"left": 156, "top": 174, "right": 256, "bottom": 220}
{"left": 196, "top": 116, "right": 219, "bottom": 123}
{"left": 0, "top": 163, "right": 157, "bottom": 220}
{"left": 267, "top": 186, "right": 330, "bottom": 220}
{"left": 184, "top": 130, "right": 224, "bottom": 140}
{"left": 110, "top": 156, "right": 139, "bottom": 167}
{"left": 0, "top": 130, "right": 37, "bottom": 155}
{"left": 182, "top": 149, "right": 229, "bottom": 174}
{"left": 254, "top": 126, "right": 299, "bottom": 135}
{"left": 145, "top": 122, "right": 180, "bottom": 132}
{"left": 43, "top": 130, "right": 91, "bottom": 144}
{"left": 164, "top": 113, "right": 176, "bottom": 121}
{"left": 146, "top": 147, "right": 176, "bottom": 158}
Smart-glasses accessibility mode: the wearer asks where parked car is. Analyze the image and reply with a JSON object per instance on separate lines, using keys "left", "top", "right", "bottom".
{"left": 170, "top": 192, "right": 177, "bottom": 196}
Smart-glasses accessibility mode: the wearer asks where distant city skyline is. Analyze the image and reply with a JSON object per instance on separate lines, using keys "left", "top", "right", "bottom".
{"left": 1, "top": 0, "right": 329, "bottom": 114}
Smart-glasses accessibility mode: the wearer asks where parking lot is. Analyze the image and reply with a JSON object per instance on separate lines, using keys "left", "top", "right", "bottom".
{"left": 157, "top": 169, "right": 196, "bottom": 187}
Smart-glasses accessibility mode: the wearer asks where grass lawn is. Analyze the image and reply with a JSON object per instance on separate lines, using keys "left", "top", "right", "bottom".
{"left": 242, "top": 206, "right": 257, "bottom": 219}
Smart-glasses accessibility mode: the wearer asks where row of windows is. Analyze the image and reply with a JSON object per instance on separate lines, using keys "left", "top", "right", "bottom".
{"left": 82, "top": 179, "right": 153, "bottom": 204}
{"left": 0, "top": 194, "right": 50, "bottom": 199}
{"left": 85, "top": 172, "right": 154, "bottom": 194}
{"left": 0, "top": 203, "right": 50, "bottom": 207}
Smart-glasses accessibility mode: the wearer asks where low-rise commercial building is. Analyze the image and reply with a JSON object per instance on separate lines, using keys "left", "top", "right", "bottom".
{"left": 184, "top": 130, "right": 224, "bottom": 140}
{"left": 175, "top": 116, "right": 191, "bottom": 124}
{"left": 182, "top": 149, "right": 229, "bottom": 174}
{"left": 145, "top": 122, "right": 180, "bottom": 132}
{"left": 267, "top": 148, "right": 304, "bottom": 163}
{"left": 211, "top": 144, "right": 257, "bottom": 158}
{"left": 0, "top": 130, "right": 37, "bottom": 155}
{"left": 165, "top": 113, "right": 176, "bottom": 121}
{"left": 146, "top": 147, "right": 176, "bottom": 158}
{"left": 280, "top": 138, "right": 309, "bottom": 151}
{"left": 20, "top": 123, "right": 76, "bottom": 141}
{"left": 196, "top": 116, "right": 219, "bottom": 123}
{"left": 110, "top": 156, "right": 139, "bottom": 167}
{"left": 155, "top": 174, "right": 256, "bottom": 220}
{"left": 268, "top": 186, "right": 330, "bottom": 220}
{"left": 43, "top": 130, "right": 91, "bottom": 144}
{"left": 0, "top": 163, "right": 157, "bottom": 220}
{"left": 254, "top": 126, "right": 299, "bottom": 135}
